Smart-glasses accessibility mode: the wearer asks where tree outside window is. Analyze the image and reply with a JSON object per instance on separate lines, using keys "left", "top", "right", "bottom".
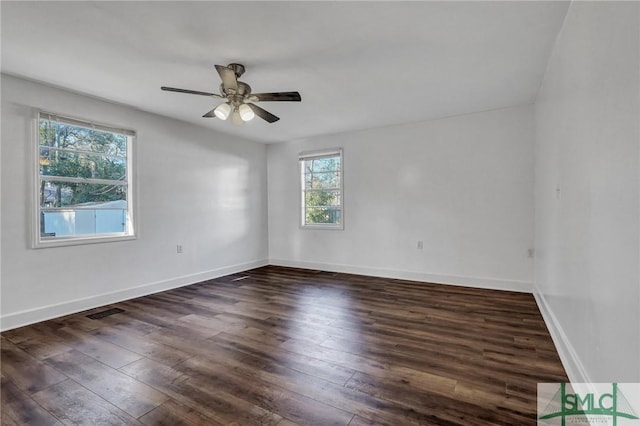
{"left": 35, "top": 113, "right": 135, "bottom": 247}
{"left": 300, "top": 150, "right": 343, "bottom": 229}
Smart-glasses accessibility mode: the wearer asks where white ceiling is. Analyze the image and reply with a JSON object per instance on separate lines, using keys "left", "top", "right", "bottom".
{"left": 1, "top": 1, "right": 569, "bottom": 143}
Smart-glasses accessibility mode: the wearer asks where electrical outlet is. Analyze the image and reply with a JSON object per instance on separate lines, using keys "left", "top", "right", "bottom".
{"left": 527, "top": 248, "right": 535, "bottom": 258}
{"left": 417, "top": 240, "right": 424, "bottom": 250}
{"left": 177, "top": 244, "right": 183, "bottom": 254}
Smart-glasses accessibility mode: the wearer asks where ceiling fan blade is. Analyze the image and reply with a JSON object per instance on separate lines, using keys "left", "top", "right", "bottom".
{"left": 247, "top": 103, "right": 280, "bottom": 123}
{"left": 215, "top": 65, "right": 238, "bottom": 93}
{"left": 249, "top": 92, "right": 301, "bottom": 102}
{"left": 161, "top": 86, "right": 222, "bottom": 98}
{"left": 202, "top": 108, "right": 217, "bottom": 118}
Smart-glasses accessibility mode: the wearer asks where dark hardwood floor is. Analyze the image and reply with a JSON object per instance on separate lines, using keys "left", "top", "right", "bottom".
{"left": 1, "top": 266, "right": 567, "bottom": 425}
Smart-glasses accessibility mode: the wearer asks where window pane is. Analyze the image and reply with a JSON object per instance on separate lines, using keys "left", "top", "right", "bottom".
{"left": 40, "top": 181, "right": 126, "bottom": 208}
{"left": 300, "top": 151, "right": 342, "bottom": 228}
{"left": 40, "top": 147, "right": 126, "bottom": 181}
{"left": 41, "top": 204, "right": 127, "bottom": 237}
{"left": 304, "top": 171, "right": 340, "bottom": 189}
{"left": 36, "top": 113, "right": 134, "bottom": 245}
{"left": 304, "top": 157, "right": 340, "bottom": 173}
{"left": 305, "top": 190, "right": 340, "bottom": 207}
{"left": 305, "top": 207, "right": 341, "bottom": 225}
{"left": 39, "top": 119, "right": 127, "bottom": 156}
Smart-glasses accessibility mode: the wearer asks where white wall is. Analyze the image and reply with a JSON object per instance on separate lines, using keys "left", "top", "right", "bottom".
{"left": 0, "top": 72, "right": 3, "bottom": 323}
{"left": 268, "top": 105, "right": 535, "bottom": 292}
{"left": 534, "top": 2, "right": 639, "bottom": 382}
{"left": 0, "top": 75, "right": 269, "bottom": 330}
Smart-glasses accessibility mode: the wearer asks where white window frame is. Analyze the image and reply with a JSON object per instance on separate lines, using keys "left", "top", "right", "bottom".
{"left": 299, "top": 148, "right": 344, "bottom": 230}
{"left": 32, "top": 111, "right": 137, "bottom": 248}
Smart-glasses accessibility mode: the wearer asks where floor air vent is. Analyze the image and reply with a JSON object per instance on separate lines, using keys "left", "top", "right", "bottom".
{"left": 86, "top": 307, "right": 125, "bottom": 319}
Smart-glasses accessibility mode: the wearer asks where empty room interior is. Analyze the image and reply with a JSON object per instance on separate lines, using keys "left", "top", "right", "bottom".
{"left": 1, "top": 1, "right": 639, "bottom": 425}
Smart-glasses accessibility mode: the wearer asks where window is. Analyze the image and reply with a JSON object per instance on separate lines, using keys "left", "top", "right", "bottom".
{"left": 299, "top": 149, "right": 343, "bottom": 229}
{"left": 34, "top": 112, "right": 135, "bottom": 247}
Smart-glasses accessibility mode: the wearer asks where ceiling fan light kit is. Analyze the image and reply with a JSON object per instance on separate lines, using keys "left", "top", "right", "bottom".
{"left": 161, "top": 63, "right": 301, "bottom": 125}
{"left": 213, "top": 102, "right": 231, "bottom": 120}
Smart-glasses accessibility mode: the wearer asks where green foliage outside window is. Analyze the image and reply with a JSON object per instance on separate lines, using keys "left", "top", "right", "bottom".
{"left": 302, "top": 155, "right": 342, "bottom": 226}
{"left": 39, "top": 119, "right": 127, "bottom": 208}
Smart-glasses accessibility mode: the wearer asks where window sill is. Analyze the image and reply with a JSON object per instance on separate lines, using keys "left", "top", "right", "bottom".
{"left": 300, "top": 224, "right": 344, "bottom": 230}
{"left": 33, "top": 233, "right": 136, "bottom": 249}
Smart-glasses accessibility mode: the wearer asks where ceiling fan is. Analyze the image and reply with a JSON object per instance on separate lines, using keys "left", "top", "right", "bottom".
{"left": 161, "top": 63, "right": 301, "bottom": 124}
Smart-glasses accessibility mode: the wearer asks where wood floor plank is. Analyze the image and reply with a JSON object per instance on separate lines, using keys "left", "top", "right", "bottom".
{"left": 211, "top": 328, "right": 358, "bottom": 385}
{"left": 3, "top": 325, "right": 53, "bottom": 345}
{"left": 345, "top": 370, "right": 517, "bottom": 425}
{"left": 116, "top": 300, "right": 220, "bottom": 339}
{"left": 0, "top": 266, "right": 567, "bottom": 425}
{"left": 0, "top": 375, "right": 63, "bottom": 425}
{"left": 120, "top": 357, "right": 284, "bottom": 425}
{"left": 138, "top": 399, "right": 225, "bottom": 426}
{"left": 44, "top": 350, "right": 168, "bottom": 418}
{"left": 91, "top": 325, "right": 193, "bottom": 367}
{"left": 276, "top": 419, "right": 303, "bottom": 426}
{"left": 173, "top": 355, "right": 355, "bottom": 425}
{"left": 14, "top": 335, "right": 73, "bottom": 361}
{"left": 47, "top": 326, "right": 144, "bottom": 369}
{"left": 0, "top": 338, "right": 67, "bottom": 394}
{"left": 175, "top": 313, "right": 244, "bottom": 335}
{"left": 88, "top": 315, "right": 163, "bottom": 336}
{"left": 1, "top": 410, "right": 23, "bottom": 426}
{"left": 32, "top": 379, "right": 142, "bottom": 425}
{"left": 190, "top": 338, "right": 464, "bottom": 426}
{"left": 348, "top": 415, "right": 388, "bottom": 426}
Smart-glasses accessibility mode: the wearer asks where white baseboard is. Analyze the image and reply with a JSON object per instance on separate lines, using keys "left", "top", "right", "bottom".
{"left": 0, "top": 259, "right": 268, "bottom": 332}
{"left": 269, "top": 258, "right": 533, "bottom": 293}
{"left": 2, "top": 257, "right": 588, "bottom": 389}
{"left": 533, "top": 287, "right": 591, "bottom": 384}
{"left": 0, "top": 258, "right": 534, "bottom": 331}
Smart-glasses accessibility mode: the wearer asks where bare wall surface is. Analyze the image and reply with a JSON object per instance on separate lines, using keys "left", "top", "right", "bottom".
{"left": 0, "top": 75, "right": 269, "bottom": 330}
{"left": 268, "top": 105, "right": 535, "bottom": 292}
{"left": 534, "top": 1, "right": 640, "bottom": 382}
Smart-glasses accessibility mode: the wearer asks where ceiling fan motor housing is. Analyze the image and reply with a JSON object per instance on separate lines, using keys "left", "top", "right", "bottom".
{"left": 221, "top": 81, "right": 252, "bottom": 104}
{"left": 227, "top": 63, "right": 245, "bottom": 78}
